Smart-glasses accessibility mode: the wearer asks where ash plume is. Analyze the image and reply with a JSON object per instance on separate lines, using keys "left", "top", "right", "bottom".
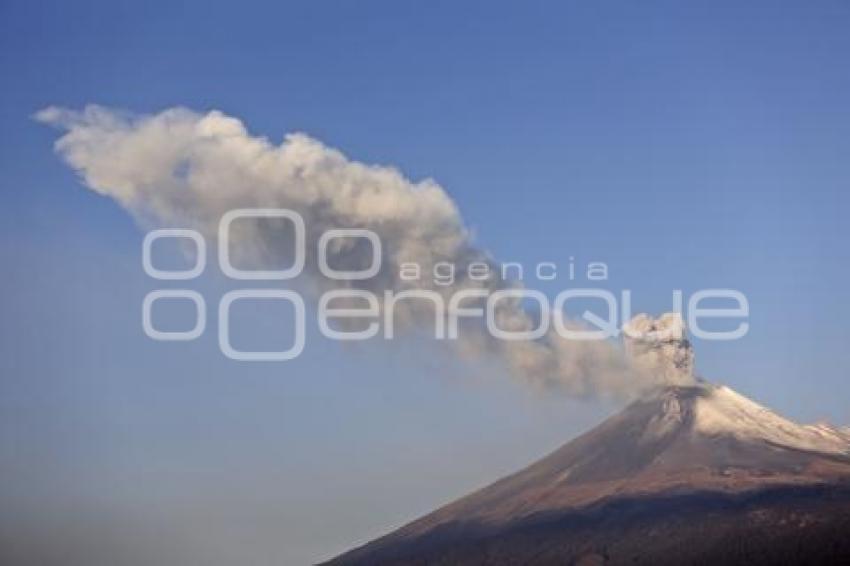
{"left": 623, "top": 313, "right": 695, "bottom": 386}
{"left": 37, "top": 105, "right": 694, "bottom": 398}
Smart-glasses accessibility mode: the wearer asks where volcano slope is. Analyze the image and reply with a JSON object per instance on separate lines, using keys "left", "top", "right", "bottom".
{"left": 326, "top": 383, "right": 850, "bottom": 565}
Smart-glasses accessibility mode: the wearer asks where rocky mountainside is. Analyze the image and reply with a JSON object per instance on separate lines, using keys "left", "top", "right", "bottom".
{"left": 327, "top": 383, "right": 850, "bottom": 565}
{"left": 327, "top": 315, "right": 850, "bottom": 565}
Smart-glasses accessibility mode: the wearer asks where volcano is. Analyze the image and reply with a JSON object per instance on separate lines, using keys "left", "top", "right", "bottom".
{"left": 327, "top": 383, "right": 850, "bottom": 565}
{"left": 326, "top": 318, "right": 850, "bottom": 565}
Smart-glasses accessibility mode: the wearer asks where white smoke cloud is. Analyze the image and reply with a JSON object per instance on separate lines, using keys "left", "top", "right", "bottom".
{"left": 37, "top": 105, "right": 693, "bottom": 398}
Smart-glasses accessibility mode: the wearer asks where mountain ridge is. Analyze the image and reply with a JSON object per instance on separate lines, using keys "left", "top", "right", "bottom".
{"left": 326, "top": 381, "right": 850, "bottom": 565}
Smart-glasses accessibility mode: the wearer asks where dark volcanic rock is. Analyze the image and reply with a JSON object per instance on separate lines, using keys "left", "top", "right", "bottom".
{"left": 329, "top": 485, "right": 850, "bottom": 565}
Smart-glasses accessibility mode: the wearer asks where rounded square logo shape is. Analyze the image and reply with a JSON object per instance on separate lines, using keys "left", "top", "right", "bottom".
{"left": 318, "top": 229, "right": 382, "bottom": 280}
{"left": 218, "top": 289, "right": 306, "bottom": 361}
{"left": 219, "top": 209, "right": 305, "bottom": 280}
{"left": 142, "top": 290, "right": 206, "bottom": 341}
{"left": 143, "top": 229, "right": 206, "bottom": 280}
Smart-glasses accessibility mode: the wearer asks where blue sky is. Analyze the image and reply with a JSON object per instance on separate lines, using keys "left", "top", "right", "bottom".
{"left": 2, "top": 1, "right": 850, "bottom": 564}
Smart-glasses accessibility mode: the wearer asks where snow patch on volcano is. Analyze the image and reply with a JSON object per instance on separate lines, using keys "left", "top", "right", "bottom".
{"left": 693, "top": 385, "right": 850, "bottom": 455}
